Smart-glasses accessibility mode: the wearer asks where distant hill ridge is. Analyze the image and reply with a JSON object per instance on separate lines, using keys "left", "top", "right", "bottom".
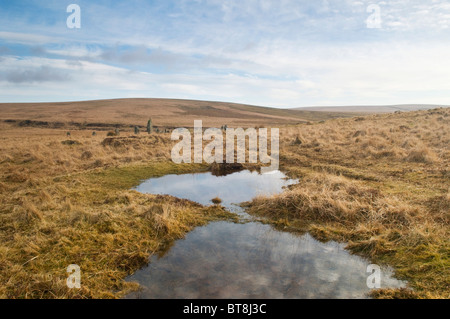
{"left": 1, "top": 99, "right": 447, "bottom": 127}
{"left": 0, "top": 98, "right": 360, "bottom": 127}
{"left": 294, "top": 104, "right": 449, "bottom": 113}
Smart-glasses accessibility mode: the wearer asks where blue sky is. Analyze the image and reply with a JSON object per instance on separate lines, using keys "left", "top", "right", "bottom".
{"left": 1, "top": 0, "right": 450, "bottom": 107}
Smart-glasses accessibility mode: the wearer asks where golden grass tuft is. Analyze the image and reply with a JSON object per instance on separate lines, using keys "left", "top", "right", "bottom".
{"left": 22, "top": 200, "right": 44, "bottom": 222}
{"left": 405, "top": 145, "right": 439, "bottom": 163}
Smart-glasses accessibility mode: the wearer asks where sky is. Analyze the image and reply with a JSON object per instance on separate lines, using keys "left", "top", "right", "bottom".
{"left": 0, "top": 0, "right": 450, "bottom": 108}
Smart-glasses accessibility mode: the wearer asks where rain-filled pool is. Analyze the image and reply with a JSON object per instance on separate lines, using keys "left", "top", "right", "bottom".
{"left": 126, "top": 170, "right": 406, "bottom": 299}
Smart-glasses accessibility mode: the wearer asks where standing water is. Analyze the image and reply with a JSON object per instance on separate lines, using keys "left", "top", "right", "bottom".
{"left": 126, "top": 170, "right": 406, "bottom": 298}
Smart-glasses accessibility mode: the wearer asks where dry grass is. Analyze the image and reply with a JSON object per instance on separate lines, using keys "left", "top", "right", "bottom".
{"left": 244, "top": 107, "right": 450, "bottom": 299}
{"left": 0, "top": 125, "right": 237, "bottom": 298}
{"left": 0, "top": 106, "right": 448, "bottom": 299}
{"left": 211, "top": 197, "right": 223, "bottom": 205}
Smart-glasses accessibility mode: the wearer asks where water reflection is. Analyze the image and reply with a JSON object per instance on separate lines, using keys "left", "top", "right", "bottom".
{"left": 134, "top": 170, "right": 296, "bottom": 213}
{"left": 127, "top": 170, "right": 406, "bottom": 299}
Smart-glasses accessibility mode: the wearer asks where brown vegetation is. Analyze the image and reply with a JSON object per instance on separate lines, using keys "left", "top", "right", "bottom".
{"left": 245, "top": 107, "right": 450, "bottom": 298}
{"left": 0, "top": 124, "right": 237, "bottom": 298}
{"left": 0, "top": 104, "right": 448, "bottom": 299}
{"left": 0, "top": 98, "right": 360, "bottom": 128}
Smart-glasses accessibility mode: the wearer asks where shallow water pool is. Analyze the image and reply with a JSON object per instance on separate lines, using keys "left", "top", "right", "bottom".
{"left": 126, "top": 170, "right": 406, "bottom": 299}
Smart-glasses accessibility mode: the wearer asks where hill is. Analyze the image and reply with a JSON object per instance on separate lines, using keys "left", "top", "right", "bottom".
{"left": 0, "top": 98, "right": 360, "bottom": 128}
{"left": 294, "top": 104, "right": 449, "bottom": 113}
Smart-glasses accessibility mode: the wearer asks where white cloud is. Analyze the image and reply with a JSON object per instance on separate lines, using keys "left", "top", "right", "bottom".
{"left": 0, "top": 31, "right": 56, "bottom": 45}
{"left": 0, "top": 1, "right": 450, "bottom": 106}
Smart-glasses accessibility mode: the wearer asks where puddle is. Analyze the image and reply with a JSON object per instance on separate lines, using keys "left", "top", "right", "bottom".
{"left": 133, "top": 170, "right": 296, "bottom": 217}
{"left": 126, "top": 170, "right": 406, "bottom": 299}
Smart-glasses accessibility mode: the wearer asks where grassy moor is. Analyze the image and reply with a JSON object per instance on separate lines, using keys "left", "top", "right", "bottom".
{"left": 0, "top": 100, "right": 448, "bottom": 298}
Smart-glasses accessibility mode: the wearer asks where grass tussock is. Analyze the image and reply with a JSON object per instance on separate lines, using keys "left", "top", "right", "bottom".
{"left": 211, "top": 197, "right": 223, "bottom": 205}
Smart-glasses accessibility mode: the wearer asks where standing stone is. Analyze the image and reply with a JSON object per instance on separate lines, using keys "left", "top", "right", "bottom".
{"left": 147, "top": 119, "right": 153, "bottom": 134}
